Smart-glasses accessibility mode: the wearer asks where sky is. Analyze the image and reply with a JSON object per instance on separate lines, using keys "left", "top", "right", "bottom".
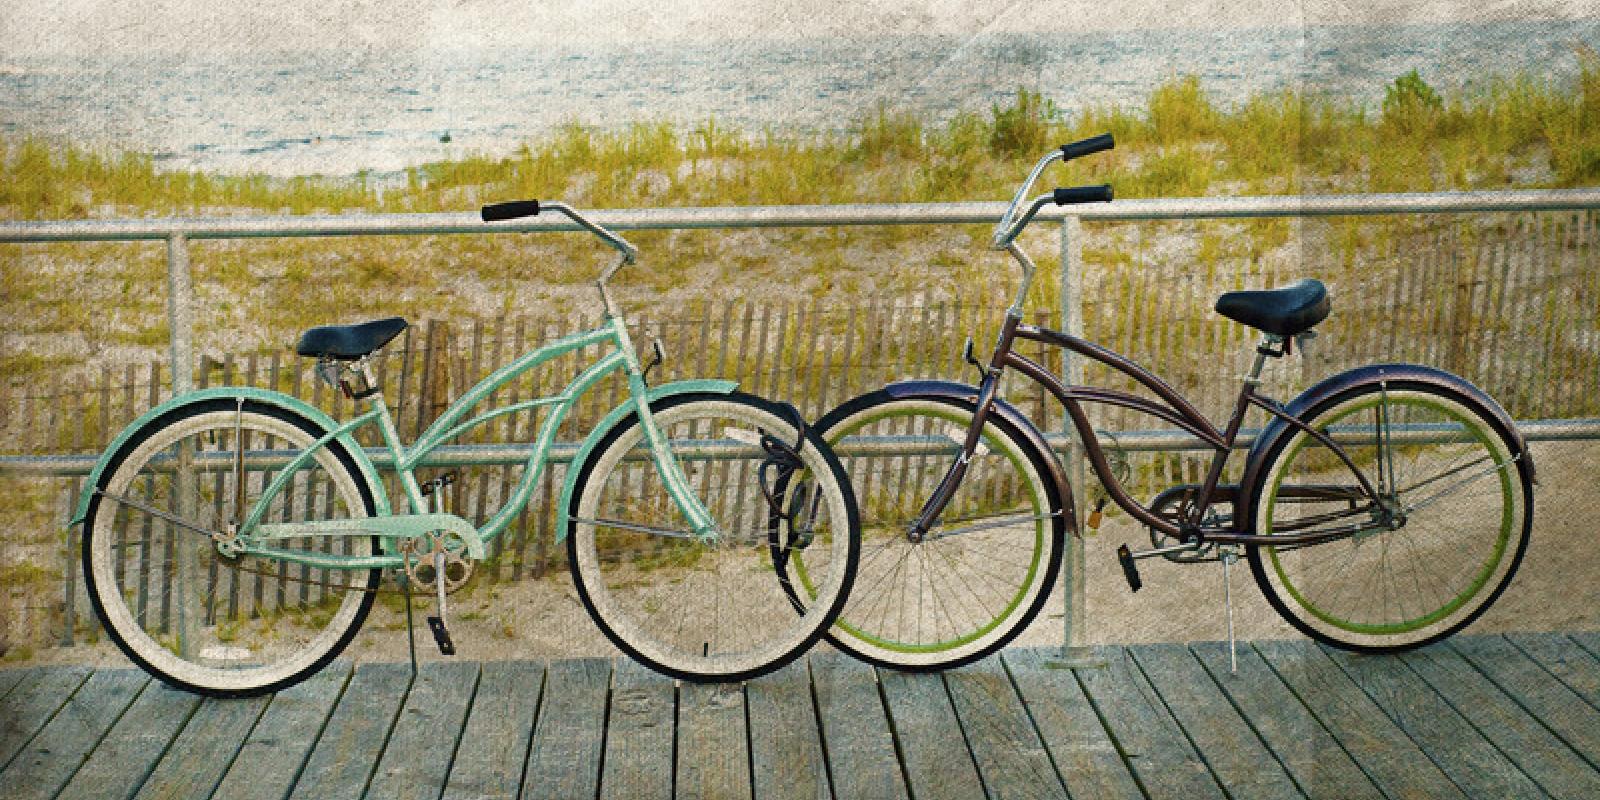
{"left": 2, "top": 0, "right": 1595, "bottom": 56}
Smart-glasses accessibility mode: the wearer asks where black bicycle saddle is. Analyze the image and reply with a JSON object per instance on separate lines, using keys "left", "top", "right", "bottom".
{"left": 295, "top": 317, "right": 409, "bottom": 359}
{"left": 1214, "top": 279, "right": 1329, "bottom": 337}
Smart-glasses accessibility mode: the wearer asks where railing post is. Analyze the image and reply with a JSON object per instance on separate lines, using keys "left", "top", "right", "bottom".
{"left": 1056, "top": 215, "right": 1095, "bottom": 666}
{"left": 165, "top": 231, "right": 199, "bottom": 653}
{"left": 167, "top": 232, "right": 195, "bottom": 396}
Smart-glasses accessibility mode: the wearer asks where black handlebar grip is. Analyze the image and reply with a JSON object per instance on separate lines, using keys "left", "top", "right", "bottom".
{"left": 481, "top": 200, "right": 541, "bottom": 222}
{"left": 1060, "top": 133, "right": 1114, "bottom": 161}
{"left": 1053, "top": 184, "right": 1114, "bottom": 205}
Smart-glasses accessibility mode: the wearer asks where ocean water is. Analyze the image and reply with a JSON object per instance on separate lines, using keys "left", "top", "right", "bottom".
{"left": 0, "top": 18, "right": 1594, "bottom": 177}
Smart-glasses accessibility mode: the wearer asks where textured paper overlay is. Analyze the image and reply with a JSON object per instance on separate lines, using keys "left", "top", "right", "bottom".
{"left": 2, "top": 0, "right": 1599, "bottom": 659}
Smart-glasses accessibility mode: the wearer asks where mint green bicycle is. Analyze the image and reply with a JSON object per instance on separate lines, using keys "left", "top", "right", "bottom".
{"left": 75, "top": 200, "right": 859, "bottom": 696}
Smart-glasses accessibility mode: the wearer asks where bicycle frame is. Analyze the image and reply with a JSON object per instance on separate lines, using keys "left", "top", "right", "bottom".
{"left": 920, "top": 312, "right": 1385, "bottom": 547}
{"left": 232, "top": 313, "right": 720, "bottom": 571}
{"left": 76, "top": 203, "right": 722, "bottom": 573}
{"left": 909, "top": 146, "right": 1393, "bottom": 548}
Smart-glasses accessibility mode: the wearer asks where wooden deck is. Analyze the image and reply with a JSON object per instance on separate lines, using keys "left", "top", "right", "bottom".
{"left": 4, "top": 632, "right": 1600, "bottom": 800}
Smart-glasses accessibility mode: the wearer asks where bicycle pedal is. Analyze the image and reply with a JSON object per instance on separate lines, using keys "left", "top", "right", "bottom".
{"left": 1116, "top": 544, "right": 1143, "bottom": 592}
{"left": 426, "top": 616, "right": 456, "bottom": 656}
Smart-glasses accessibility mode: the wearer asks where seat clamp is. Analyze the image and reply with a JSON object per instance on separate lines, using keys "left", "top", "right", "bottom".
{"left": 1256, "top": 334, "right": 1288, "bottom": 358}
{"left": 318, "top": 356, "right": 380, "bottom": 400}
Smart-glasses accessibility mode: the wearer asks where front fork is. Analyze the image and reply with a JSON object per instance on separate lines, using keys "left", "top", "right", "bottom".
{"left": 907, "top": 367, "right": 1006, "bottom": 541}
{"left": 618, "top": 330, "right": 719, "bottom": 540}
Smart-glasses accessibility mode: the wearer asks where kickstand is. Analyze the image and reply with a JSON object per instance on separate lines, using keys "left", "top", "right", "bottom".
{"left": 401, "top": 567, "right": 418, "bottom": 678}
{"left": 1221, "top": 547, "right": 1238, "bottom": 674}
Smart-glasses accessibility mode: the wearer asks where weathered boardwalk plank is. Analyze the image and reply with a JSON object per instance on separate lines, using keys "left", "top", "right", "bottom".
{"left": 0, "top": 668, "right": 32, "bottom": 703}
{"left": 677, "top": 681, "right": 751, "bottom": 800}
{"left": 9, "top": 634, "right": 1600, "bottom": 800}
{"left": 1452, "top": 636, "right": 1600, "bottom": 768}
{"left": 878, "top": 667, "right": 985, "bottom": 800}
{"left": 599, "top": 659, "right": 674, "bottom": 800}
{"left": 1324, "top": 646, "right": 1549, "bottom": 799}
{"left": 1251, "top": 639, "right": 1465, "bottom": 800}
{"left": 54, "top": 682, "right": 202, "bottom": 800}
{"left": 521, "top": 657, "right": 610, "bottom": 800}
{"left": 366, "top": 660, "right": 483, "bottom": 800}
{"left": 0, "top": 670, "right": 146, "bottom": 800}
{"left": 132, "top": 693, "right": 271, "bottom": 800}
{"left": 441, "top": 660, "right": 545, "bottom": 800}
{"left": 746, "top": 659, "right": 831, "bottom": 800}
{"left": 809, "top": 651, "right": 909, "bottom": 800}
{"left": 1001, "top": 650, "right": 1142, "bottom": 800}
{"left": 1570, "top": 631, "right": 1600, "bottom": 663}
{"left": 287, "top": 661, "right": 414, "bottom": 800}
{"left": 0, "top": 665, "right": 91, "bottom": 771}
{"left": 943, "top": 658, "right": 1068, "bottom": 800}
{"left": 1189, "top": 642, "right": 1382, "bottom": 800}
{"left": 1074, "top": 645, "right": 1226, "bottom": 800}
{"left": 211, "top": 663, "right": 352, "bottom": 800}
{"left": 1509, "top": 632, "right": 1600, "bottom": 710}
{"left": 1130, "top": 643, "right": 1303, "bottom": 800}
{"left": 1402, "top": 645, "right": 1600, "bottom": 800}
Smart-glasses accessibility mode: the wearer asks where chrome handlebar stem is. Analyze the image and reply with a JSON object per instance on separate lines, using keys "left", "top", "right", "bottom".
{"left": 534, "top": 201, "right": 638, "bottom": 318}
{"left": 539, "top": 201, "right": 639, "bottom": 264}
{"left": 990, "top": 150, "right": 1062, "bottom": 249}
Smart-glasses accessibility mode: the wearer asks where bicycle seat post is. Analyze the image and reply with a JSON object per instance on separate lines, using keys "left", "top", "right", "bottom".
{"left": 1242, "top": 333, "right": 1285, "bottom": 386}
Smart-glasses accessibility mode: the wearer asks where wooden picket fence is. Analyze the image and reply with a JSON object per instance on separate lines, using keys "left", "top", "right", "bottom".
{"left": 5, "top": 208, "right": 1598, "bottom": 646}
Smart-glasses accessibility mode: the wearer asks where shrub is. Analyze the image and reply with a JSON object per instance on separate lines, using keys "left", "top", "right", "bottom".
{"left": 1147, "top": 75, "right": 1218, "bottom": 144}
{"left": 1382, "top": 70, "right": 1444, "bottom": 135}
{"left": 989, "top": 88, "right": 1056, "bottom": 157}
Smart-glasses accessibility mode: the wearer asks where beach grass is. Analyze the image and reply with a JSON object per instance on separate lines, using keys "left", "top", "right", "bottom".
{"left": 3, "top": 57, "right": 1597, "bottom": 220}
{"left": 1, "top": 61, "right": 1596, "bottom": 387}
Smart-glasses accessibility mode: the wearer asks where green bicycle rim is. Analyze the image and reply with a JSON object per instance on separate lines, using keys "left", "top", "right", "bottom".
{"left": 797, "top": 403, "right": 1046, "bottom": 654}
{"left": 1265, "top": 394, "right": 1513, "bottom": 635}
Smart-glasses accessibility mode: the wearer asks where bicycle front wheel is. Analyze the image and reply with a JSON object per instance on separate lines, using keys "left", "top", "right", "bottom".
{"left": 83, "top": 399, "right": 380, "bottom": 697}
{"left": 810, "top": 391, "right": 1064, "bottom": 671}
{"left": 567, "top": 392, "right": 858, "bottom": 682}
{"left": 1248, "top": 381, "right": 1532, "bottom": 652}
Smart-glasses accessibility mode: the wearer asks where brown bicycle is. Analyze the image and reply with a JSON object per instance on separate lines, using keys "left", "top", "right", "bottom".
{"left": 803, "top": 133, "right": 1534, "bottom": 671}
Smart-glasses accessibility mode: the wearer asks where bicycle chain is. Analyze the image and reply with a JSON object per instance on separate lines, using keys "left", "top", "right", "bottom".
{"left": 196, "top": 527, "right": 475, "bottom": 597}
{"left": 209, "top": 555, "right": 396, "bottom": 594}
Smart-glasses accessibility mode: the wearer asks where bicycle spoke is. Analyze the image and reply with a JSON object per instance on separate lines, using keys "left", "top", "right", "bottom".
{"left": 1401, "top": 455, "right": 1518, "bottom": 514}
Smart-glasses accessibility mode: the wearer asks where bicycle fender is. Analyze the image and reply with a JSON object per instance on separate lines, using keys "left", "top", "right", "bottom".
{"left": 555, "top": 379, "right": 738, "bottom": 543}
{"left": 882, "top": 379, "right": 1079, "bottom": 535}
{"left": 70, "top": 387, "right": 392, "bottom": 527}
{"left": 1237, "top": 363, "right": 1532, "bottom": 530}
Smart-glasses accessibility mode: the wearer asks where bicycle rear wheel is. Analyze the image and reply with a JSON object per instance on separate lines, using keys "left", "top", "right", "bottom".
{"left": 1248, "top": 381, "right": 1532, "bottom": 652}
{"left": 808, "top": 392, "right": 1064, "bottom": 671}
{"left": 566, "top": 392, "right": 858, "bottom": 682}
{"left": 83, "top": 399, "right": 380, "bottom": 697}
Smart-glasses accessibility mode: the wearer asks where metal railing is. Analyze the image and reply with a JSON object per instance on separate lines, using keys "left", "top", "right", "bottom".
{"left": 5, "top": 187, "right": 1600, "bottom": 654}
{"left": 5, "top": 187, "right": 1598, "bottom": 396}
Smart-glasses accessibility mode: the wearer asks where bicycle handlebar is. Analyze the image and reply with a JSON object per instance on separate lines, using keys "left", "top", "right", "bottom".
{"left": 480, "top": 199, "right": 639, "bottom": 263}
{"left": 1053, "top": 184, "right": 1114, "bottom": 205}
{"left": 990, "top": 133, "right": 1115, "bottom": 249}
{"left": 1060, "top": 133, "right": 1115, "bottom": 161}
{"left": 480, "top": 199, "right": 541, "bottom": 221}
